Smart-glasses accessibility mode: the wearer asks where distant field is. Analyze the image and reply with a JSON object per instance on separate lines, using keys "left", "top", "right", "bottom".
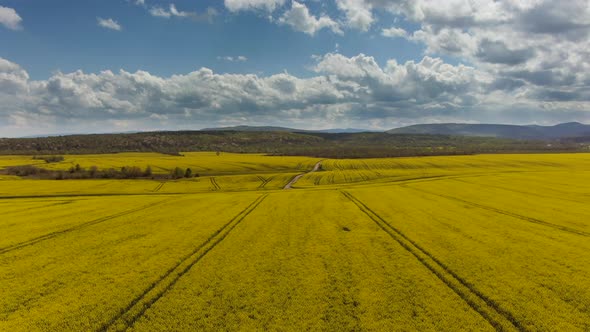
{"left": 34, "top": 152, "right": 319, "bottom": 175}
{"left": 1, "top": 152, "right": 589, "bottom": 331}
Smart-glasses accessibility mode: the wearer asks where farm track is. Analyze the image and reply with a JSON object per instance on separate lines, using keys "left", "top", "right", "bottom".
{"left": 342, "top": 191, "right": 524, "bottom": 332}
{"left": 0, "top": 171, "right": 541, "bottom": 200}
{"left": 0, "top": 200, "right": 73, "bottom": 215}
{"left": 404, "top": 185, "right": 590, "bottom": 237}
{"left": 284, "top": 161, "right": 322, "bottom": 189}
{"left": 0, "top": 193, "right": 183, "bottom": 200}
{"left": 256, "top": 175, "right": 272, "bottom": 189}
{"left": 152, "top": 182, "right": 165, "bottom": 192}
{"left": 99, "top": 194, "right": 269, "bottom": 332}
{"left": 0, "top": 198, "right": 173, "bottom": 255}
{"left": 340, "top": 170, "right": 560, "bottom": 190}
{"left": 210, "top": 177, "right": 221, "bottom": 191}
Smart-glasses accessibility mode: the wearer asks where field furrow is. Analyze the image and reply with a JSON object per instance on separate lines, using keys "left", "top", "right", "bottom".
{"left": 209, "top": 177, "right": 221, "bottom": 191}
{"left": 0, "top": 193, "right": 261, "bottom": 331}
{"left": 127, "top": 191, "right": 495, "bottom": 331}
{"left": 151, "top": 182, "right": 165, "bottom": 192}
{"left": 0, "top": 198, "right": 173, "bottom": 255}
{"left": 342, "top": 191, "right": 523, "bottom": 332}
{"left": 350, "top": 185, "right": 590, "bottom": 331}
{"left": 403, "top": 185, "right": 590, "bottom": 237}
{"left": 102, "top": 194, "right": 268, "bottom": 332}
{"left": 2, "top": 152, "right": 589, "bottom": 331}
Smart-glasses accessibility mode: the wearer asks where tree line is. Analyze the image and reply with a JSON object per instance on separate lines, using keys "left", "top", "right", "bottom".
{"left": 3, "top": 164, "right": 199, "bottom": 180}
{"left": 0, "top": 131, "right": 586, "bottom": 158}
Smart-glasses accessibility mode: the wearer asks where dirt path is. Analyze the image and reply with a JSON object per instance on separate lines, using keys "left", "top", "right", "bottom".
{"left": 284, "top": 161, "right": 322, "bottom": 189}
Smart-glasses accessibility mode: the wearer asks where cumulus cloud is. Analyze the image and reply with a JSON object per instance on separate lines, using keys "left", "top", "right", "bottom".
{"left": 353, "top": 0, "right": 590, "bottom": 108}
{"left": 224, "top": 0, "right": 286, "bottom": 13}
{"left": 335, "top": 0, "right": 374, "bottom": 31}
{"left": 381, "top": 27, "right": 408, "bottom": 38}
{"left": 97, "top": 18, "right": 122, "bottom": 31}
{"left": 278, "top": 1, "right": 342, "bottom": 35}
{"left": 475, "top": 39, "right": 534, "bottom": 65}
{"left": 0, "top": 6, "right": 22, "bottom": 30}
{"left": 3, "top": 1, "right": 590, "bottom": 135}
{"left": 4, "top": 52, "right": 587, "bottom": 136}
{"left": 313, "top": 53, "right": 488, "bottom": 105}
{"left": 0, "top": 58, "right": 29, "bottom": 94}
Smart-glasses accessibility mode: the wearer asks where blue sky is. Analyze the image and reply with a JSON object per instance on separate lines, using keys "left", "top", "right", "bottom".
{"left": 1, "top": 0, "right": 422, "bottom": 79}
{"left": 0, "top": 0, "right": 589, "bottom": 136}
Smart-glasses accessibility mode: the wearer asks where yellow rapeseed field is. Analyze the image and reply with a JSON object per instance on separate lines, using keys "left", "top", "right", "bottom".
{"left": 39, "top": 152, "right": 319, "bottom": 175}
{"left": 1, "top": 152, "right": 589, "bottom": 331}
{"left": 0, "top": 155, "right": 47, "bottom": 169}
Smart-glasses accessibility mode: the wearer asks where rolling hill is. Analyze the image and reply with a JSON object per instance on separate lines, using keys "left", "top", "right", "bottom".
{"left": 200, "top": 125, "right": 370, "bottom": 133}
{"left": 0, "top": 130, "right": 587, "bottom": 158}
{"left": 387, "top": 122, "right": 590, "bottom": 139}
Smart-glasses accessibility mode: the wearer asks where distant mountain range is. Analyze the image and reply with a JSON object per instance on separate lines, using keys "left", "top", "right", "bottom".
{"left": 200, "top": 126, "right": 372, "bottom": 134}
{"left": 387, "top": 122, "right": 590, "bottom": 140}
{"left": 16, "top": 122, "right": 590, "bottom": 140}
{"left": 202, "top": 123, "right": 590, "bottom": 139}
{"left": 3, "top": 123, "right": 589, "bottom": 157}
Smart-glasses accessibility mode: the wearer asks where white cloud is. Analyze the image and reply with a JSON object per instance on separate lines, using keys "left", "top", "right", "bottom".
{"left": 411, "top": 26, "right": 477, "bottom": 56}
{"left": 169, "top": 4, "right": 190, "bottom": 17}
{"left": 218, "top": 56, "right": 248, "bottom": 62}
{"left": 149, "top": 7, "right": 170, "bottom": 18}
{"left": 0, "top": 6, "right": 22, "bottom": 30}
{"left": 313, "top": 53, "right": 489, "bottom": 105}
{"left": 97, "top": 18, "right": 122, "bottom": 31}
{"left": 278, "top": 1, "right": 342, "bottom": 35}
{"left": 0, "top": 58, "right": 29, "bottom": 94}
{"left": 4, "top": 52, "right": 587, "bottom": 136}
{"left": 3, "top": 1, "right": 590, "bottom": 135}
{"left": 381, "top": 27, "right": 408, "bottom": 38}
{"left": 149, "top": 4, "right": 191, "bottom": 18}
{"left": 335, "top": 0, "right": 374, "bottom": 31}
{"left": 356, "top": 0, "right": 590, "bottom": 103}
{"left": 148, "top": 4, "right": 217, "bottom": 22}
{"left": 224, "top": 0, "right": 286, "bottom": 13}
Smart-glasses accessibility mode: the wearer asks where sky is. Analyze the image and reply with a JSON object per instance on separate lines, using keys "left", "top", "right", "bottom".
{"left": 0, "top": 0, "right": 589, "bottom": 136}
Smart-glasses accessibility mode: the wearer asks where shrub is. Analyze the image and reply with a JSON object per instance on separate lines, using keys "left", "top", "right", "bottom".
{"left": 144, "top": 166, "right": 153, "bottom": 177}
{"left": 6, "top": 165, "right": 45, "bottom": 176}
{"left": 6, "top": 163, "right": 194, "bottom": 180}
{"left": 121, "top": 166, "right": 143, "bottom": 178}
{"left": 89, "top": 166, "right": 98, "bottom": 177}
{"left": 171, "top": 167, "right": 184, "bottom": 179}
{"left": 33, "top": 155, "right": 65, "bottom": 163}
{"left": 184, "top": 168, "right": 193, "bottom": 178}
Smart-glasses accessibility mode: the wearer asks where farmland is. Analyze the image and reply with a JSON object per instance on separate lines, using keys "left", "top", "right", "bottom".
{"left": 1, "top": 152, "right": 589, "bottom": 331}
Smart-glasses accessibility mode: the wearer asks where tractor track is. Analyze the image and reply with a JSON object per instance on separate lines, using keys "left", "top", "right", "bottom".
{"left": 99, "top": 194, "right": 268, "bottom": 332}
{"left": 256, "top": 175, "right": 272, "bottom": 189}
{"left": 152, "top": 182, "right": 165, "bottom": 192}
{"left": 0, "top": 200, "right": 73, "bottom": 215}
{"left": 404, "top": 185, "right": 590, "bottom": 237}
{"left": 450, "top": 178, "right": 586, "bottom": 204}
{"left": 0, "top": 198, "right": 173, "bottom": 255}
{"left": 342, "top": 191, "right": 524, "bottom": 332}
{"left": 210, "top": 177, "right": 221, "bottom": 191}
